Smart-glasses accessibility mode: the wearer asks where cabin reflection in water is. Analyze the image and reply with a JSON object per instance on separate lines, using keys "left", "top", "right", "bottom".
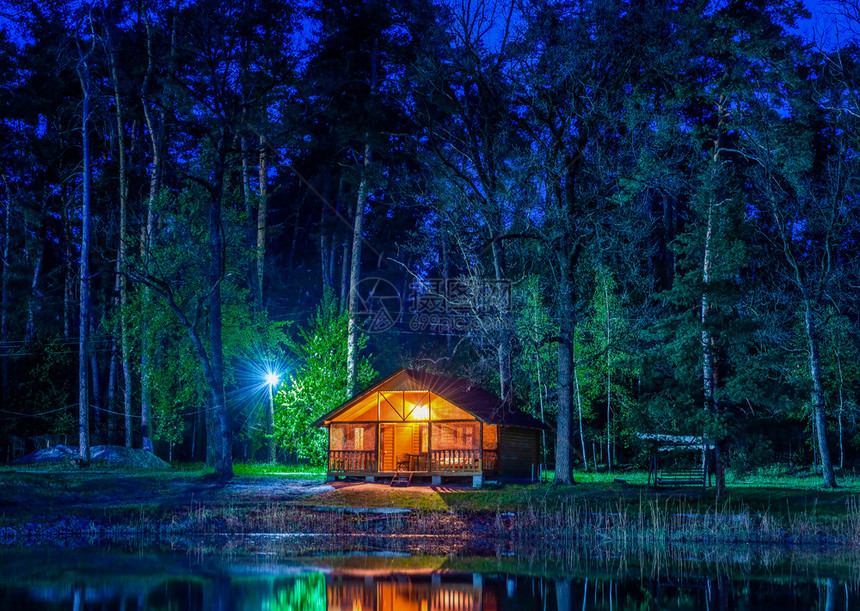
{"left": 326, "top": 574, "right": 494, "bottom": 611}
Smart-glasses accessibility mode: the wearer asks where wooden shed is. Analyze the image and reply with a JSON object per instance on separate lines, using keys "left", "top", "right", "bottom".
{"left": 313, "top": 368, "right": 547, "bottom": 487}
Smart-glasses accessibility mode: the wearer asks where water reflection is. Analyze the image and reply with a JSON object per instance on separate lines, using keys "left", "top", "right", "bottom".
{"left": 327, "top": 573, "right": 484, "bottom": 611}
{"left": 1, "top": 549, "right": 858, "bottom": 610}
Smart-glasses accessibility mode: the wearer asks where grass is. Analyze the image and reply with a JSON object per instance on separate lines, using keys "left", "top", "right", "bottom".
{"left": 295, "top": 468, "right": 860, "bottom": 525}
{"left": 231, "top": 463, "right": 325, "bottom": 478}
{"left": 303, "top": 485, "right": 451, "bottom": 511}
{"left": 5, "top": 461, "right": 860, "bottom": 546}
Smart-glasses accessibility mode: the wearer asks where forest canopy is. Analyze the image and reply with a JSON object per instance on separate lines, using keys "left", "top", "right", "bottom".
{"left": 0, "top": 0, "right": 858, "bottom": 491}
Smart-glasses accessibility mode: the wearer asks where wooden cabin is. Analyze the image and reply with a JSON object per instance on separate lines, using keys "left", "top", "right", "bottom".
{"left": 313, "top": 368, "right": 547, "bottom": 487}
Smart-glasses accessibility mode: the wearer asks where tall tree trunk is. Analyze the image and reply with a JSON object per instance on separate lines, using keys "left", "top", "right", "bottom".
{"left": 346, "top": 41, "right": 377, "bottom": 396}
{"left": 121, "top": 268, "right": 133, "bottom": 449}
{"left": 321, "top": 223, "right": 331, "bottom": 288}
{"left": 1, "top": 177, "right": 10, "bottom": 406}
{"left": 138, "top": 11, "right": 177, "bottom": 453}
{"left": 554, "top": 247, "right": 575, "bottom": 485}
{"left": 90, "top": 329, "right": 102, "bottom": 443}
{"left": 258, "top": 140, "right": 273, "bottom": 463}
{"left": 63, "top": 201, "right": 73, "bottom": 339}
{"left": 491, "top": 238, "right": 512, "bottom": 406}
{"left": 139, "top": 179, "right": 156, "bottom": 452}
{"left": 441, "top": 220, "right": 451, "bottom": 353}
{"left": 574, "top": 360, "right": 588, "bottom": 470}
{"left": 702, "top": 197, "right": 725, "bottom": 498}
{"left": 811, "top": 409, "right": 819, "bottom": 472}
{"left": 241, "top": 129, "right": 255, "bottom": 306}
{"left": 536, "top": 347, "right": 546, "bottom": 465}
{"left": 338, "top": 176, "right": 349, "bottom": 311}
{"left": 340, "top": 233, "right": 350, "bottom": 311}
{"left": 140, "top": 16, "right": 168, "bottom": 453}
{"left": 107, "top": 338, "right": 118, "bottom": 444}
{"left": 604, "top": 277, "right": 612, "bottom": 474}
{"left": 837, "top": 347, "right": 844, "bottom": 469}
{"left": 25, "top": 235, "right": 42, "bottom": 344}
{"left": 346, "top": 142, "right": 371, "bottom": 397}
{"left": 703, "top": 110, "right": 726, "bottom": 500}
{"left": 78, "top": 56, "right": 92, "bottom": 462}
{"left": 241, "top": 132, "right": 251, "bottom": 221}
{"left": 256, "top": 137, "right": 267, "bottom": 310}
{"left": 804, "top": 301, "right": 837, "bottom": 487}
{"left": 205, "top": 398, "right": 217, "bottom": 467}
{"left": 210, "top": 141, "right": 232, "bottom": 479}
{"left": 108, "top": 47, "right": 134, "bottom": 449}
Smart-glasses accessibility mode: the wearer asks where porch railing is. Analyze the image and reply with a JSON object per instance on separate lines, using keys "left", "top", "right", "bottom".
{"left": 430, "top": 449, "right": 481, "bottom": 472}
{"left": 329, "top": 449, "right": 498, "bottom": 474}
{"left": 328, "top": 450, "right": 377, "bottom": 472}
{"left": 482, "top": 450, "right": 498, "bottom": 472}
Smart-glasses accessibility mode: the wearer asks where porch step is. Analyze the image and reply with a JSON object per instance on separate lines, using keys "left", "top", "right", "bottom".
{"left": 390, "top": 471, "right": 412, "bottom": 487}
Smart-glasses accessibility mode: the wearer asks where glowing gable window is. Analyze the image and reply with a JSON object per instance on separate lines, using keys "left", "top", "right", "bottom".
{"left": 410, "top": 405, "right": 429, "bottom": 420}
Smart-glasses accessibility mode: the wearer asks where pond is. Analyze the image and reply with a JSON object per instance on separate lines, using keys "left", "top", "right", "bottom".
{"left": 0, "top": 541, "right": 857, "bottom": 610}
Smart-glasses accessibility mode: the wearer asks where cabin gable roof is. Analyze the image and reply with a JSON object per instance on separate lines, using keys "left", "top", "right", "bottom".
{"left": 312, "top": 368, "right": 547, "bottom": 430}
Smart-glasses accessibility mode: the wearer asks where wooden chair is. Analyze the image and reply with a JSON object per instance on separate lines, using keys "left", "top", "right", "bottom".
{"left": 396, "top": 453, "right": 410, "bottom": 471}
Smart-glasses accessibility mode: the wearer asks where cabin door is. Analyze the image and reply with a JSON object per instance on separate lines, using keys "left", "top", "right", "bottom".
{"left": 380, "top": 423, "right": 428, "bottom": 471}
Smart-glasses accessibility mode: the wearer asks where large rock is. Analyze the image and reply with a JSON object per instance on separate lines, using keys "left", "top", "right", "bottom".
{"left": 13, "top": 444, "right": 77, "bottom": 464}
{"left": 13, "top": 444, "right": 170, "bottom": 469}
{"left": 90, "top": 445, "right": 170, "bottom": 469}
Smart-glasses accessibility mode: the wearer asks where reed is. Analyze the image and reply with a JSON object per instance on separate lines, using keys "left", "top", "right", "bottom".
{"left": 4, "top": 484, "right": 860, "bottom": 553}
{"left": 494, "top": 494, "right": 860, "bottom": 548}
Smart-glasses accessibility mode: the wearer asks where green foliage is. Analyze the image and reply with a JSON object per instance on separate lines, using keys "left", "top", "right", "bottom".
{"left": 120, "top": 180, "right": 287, "bottom": 451}
{"left": 2, "top": 337, "right": 75, "bottom": 439}
{"left": 513, "top": 275, "right": 557, "bottom": 420}
{"left": 820, "top": 311, "right": 860, "bottom": 454}
{"left": 273, "top": 293, "right": 376, "bottom": 466}
{"left": 150, "top": 340, "right": 199, "bottom": 446}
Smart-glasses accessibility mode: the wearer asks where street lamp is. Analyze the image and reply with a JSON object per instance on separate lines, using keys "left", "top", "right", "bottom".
{"left": 265, "top": 372, "right": 279, "bottom": 464}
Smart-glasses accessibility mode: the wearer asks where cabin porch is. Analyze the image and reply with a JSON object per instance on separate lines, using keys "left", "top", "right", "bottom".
{"left": 326, "top": 448, "right": 499, "bottom": 484}
{"left": 326, "top": 420, "right": 499, "bottom": 487}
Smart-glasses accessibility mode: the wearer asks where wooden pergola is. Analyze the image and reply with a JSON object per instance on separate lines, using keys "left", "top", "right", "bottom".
{"left": 639, "top": 433, "right": 714, "bottom": 488}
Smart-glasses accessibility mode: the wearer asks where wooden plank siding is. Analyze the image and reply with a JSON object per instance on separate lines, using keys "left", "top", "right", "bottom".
{"left": 498, "top": 426, "right": 540, "bottom": 479}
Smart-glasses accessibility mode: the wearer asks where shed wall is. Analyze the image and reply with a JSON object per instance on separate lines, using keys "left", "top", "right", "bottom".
{"left": 498, "top": 427, "right": 540, "bottom": 479}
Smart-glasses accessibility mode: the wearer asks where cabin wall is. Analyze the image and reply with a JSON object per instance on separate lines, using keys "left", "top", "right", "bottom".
{"left": 432, "top": 422, "right": 479, "bottom": 450}
{"left": 498, "top": 427, "right": 540, "bottom": 479}
{"left": 482, "top": 424, "right": 498, "bottom": 450}
{"left": 330, "top": 423, "right": 377, "bottom": 451}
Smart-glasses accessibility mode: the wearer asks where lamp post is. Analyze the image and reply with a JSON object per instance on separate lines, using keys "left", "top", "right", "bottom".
{"left": 265, "top": 373, "right": 279, "bottom": 464}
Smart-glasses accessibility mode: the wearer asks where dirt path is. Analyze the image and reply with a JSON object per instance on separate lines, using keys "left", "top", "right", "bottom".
{"left": 182, "top": 477, "right": 335, "bottom": 507}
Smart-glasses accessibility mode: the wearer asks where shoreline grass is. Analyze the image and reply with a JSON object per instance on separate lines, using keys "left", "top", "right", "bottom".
{"left": 3, "top": 463, "right": 860, "bottom": 549}
{"left": 2, "top": 494, "right": 858, "bottom": 549}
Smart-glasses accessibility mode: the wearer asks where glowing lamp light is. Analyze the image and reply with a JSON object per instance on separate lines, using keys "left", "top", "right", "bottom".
{"left": 410, "top": 405, "right": 429, "bottom": 421}
{"left": 265, "top": 372, "right": 280, "bottom": 387}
